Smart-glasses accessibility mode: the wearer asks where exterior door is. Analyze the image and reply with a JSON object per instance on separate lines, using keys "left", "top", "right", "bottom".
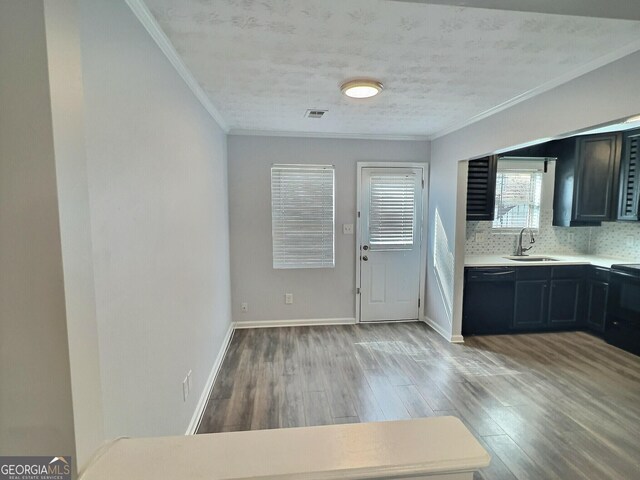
{"left": 360, "top": 167, "right": 423, "bottom": 322}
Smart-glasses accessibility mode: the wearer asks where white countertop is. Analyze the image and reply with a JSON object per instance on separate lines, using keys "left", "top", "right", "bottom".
{"left": 465, "top": 254, "right": 631, "bottom": 268}
{"left": 80, "top": 417, "right": 490, "bottom": 480}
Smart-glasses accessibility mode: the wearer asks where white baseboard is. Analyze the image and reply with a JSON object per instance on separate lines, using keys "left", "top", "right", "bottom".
{"left": 185, "top": 321, "right": 235, "bottom": 435}
{"left": 422, "top": 316, "right": 464, "bottom": 344}
{"left": 233, "top": 318, "right": 356, "bottom": 329}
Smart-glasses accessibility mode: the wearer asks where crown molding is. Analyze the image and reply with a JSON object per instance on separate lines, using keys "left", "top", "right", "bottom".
{"left": 430, "top": 38, "right": 640, "bottom": 141}
{"left": 229, "top": 128, "right": 430, "bottom": 142}
{"left": 125, "top": 0, "right": 229, "bottom": 132}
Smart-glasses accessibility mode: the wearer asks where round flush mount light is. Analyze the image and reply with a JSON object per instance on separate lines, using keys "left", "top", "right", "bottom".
{"left": 341, "top": 79, "right": 384, "bottom": 99}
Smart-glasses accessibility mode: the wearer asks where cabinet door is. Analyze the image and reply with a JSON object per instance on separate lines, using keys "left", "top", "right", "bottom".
{"left": 513, "top": 280, "right": 548, "bottom": 330}
{"left": 587, "top": 280, "right": 608, "bottom": 333}
{"left": 548, "top": 278, "right": 583, "bottom": 328}
{"left": 466, "top": 156, "right": 497, "bottom": 221}
{"left": 574, "top": 134, "right": 621, "bottom": 221}
{"left": 618, "top": 129, "right": 640, "bottom": 221}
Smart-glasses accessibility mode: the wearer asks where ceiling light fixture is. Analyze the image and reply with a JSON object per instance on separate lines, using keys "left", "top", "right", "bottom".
{"left": 625, "top": 114, "right": 640, "bottom": 123}
{"left": 341, "top": 79, "right": 383, "bottom": 99}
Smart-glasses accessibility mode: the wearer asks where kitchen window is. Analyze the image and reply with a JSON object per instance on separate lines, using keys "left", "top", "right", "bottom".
{"left": 492, "top": 163, "right": 543, "bottom": 231}
{"left": 271, "top": 164, "right": 335, "bottom": 269}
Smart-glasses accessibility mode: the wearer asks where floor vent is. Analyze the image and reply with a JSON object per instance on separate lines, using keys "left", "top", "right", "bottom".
{"left": 305, "top": 109, "right": 327, "bottom": 119}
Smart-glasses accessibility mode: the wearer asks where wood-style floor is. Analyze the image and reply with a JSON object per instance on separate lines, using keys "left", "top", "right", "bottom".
{"left": 197, "top": 322, "right": 640, "bottom": 480}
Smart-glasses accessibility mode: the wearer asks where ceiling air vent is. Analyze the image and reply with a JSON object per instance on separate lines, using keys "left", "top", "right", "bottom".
{"left": 305, "top": 109, "right": 327, "bottom": 119}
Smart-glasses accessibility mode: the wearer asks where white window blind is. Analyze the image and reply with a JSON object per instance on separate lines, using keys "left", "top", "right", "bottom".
{"left": 271, "top": 165, "right": 335, "bottom": 269}
{"left": 369, "top": 174, "right": 416, "bottom": 247}
{"left": 492, "top": 168, "right": 543, "bottom": 230}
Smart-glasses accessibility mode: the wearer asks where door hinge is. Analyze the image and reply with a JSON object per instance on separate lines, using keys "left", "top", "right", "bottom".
{"left": 418, "top": 298, "right": 421, "bottom": 308}
{"left": 422, "top": 178, "right": 425, "bottom": 188}
{"left": 357, "top": 211, "right": 361, "bottom": 218}
{"left": 356, "top": 287, "right": 361, "bottom": 294}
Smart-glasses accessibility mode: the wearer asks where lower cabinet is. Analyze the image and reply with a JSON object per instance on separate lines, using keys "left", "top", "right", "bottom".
{"left": 586, "top": 267, "right": 610, "bottom": 334}
{"left": 513, "top": 280, "right": 548, "bottom": 330}
{"left": 464, "top": 265, "right": 591, "bottom": 335}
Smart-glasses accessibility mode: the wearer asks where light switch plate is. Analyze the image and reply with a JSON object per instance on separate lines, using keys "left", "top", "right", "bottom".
{"left": 343, "top": 223, "right": 354, "bottom": 235}
{"left": 285, "top": 293, "right": 293, "bottom": 304}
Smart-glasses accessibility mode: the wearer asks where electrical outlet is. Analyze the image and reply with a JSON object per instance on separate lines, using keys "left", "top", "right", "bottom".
{"left": 241, "top": 302, "right": 249, "bottom": 312}
{"left": 567, "top": 232, "right": 575, "bottom": 243}
{"left": 343, "top": 223, "right": 354, "bottom": 235}
{"left": 285, "top": 293, "right": 293, "bottom": 304}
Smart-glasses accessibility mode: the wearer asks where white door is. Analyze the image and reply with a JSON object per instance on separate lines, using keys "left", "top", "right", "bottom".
{"left": 360, "top": 167, "right": 423, "bottom": 322}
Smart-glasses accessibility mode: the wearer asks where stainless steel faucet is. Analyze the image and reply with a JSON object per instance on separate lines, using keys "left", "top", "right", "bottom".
{"left": 515, "top": 227, "right": 535, "bottom": 256}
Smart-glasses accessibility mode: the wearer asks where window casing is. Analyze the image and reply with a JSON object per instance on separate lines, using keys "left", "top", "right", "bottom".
{"left": 271, "top": 164, "right": 335, "bottom": 269}
{"left": 492, "top": 167, "right": 543, "bottom": 231}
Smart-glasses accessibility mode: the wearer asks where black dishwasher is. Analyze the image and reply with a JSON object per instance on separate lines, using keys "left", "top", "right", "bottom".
{"left": 462, "top": 267, "right": 515, "bottom": 335}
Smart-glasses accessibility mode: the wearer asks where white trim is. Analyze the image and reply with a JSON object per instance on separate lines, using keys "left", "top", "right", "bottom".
{"left": 356, "top": 162, "right": 429, "bottom": 324}
{"left": 125, "top": 0, "right": 229, "bottom": 132}
{"left": 229, "top": 128, "right": 430, "bottom": 142}
{"left": 429, "top": 38, "right": 640, "bottom": 140}
{"left": 234, "top": 318, "right": 356, "bottom": 329}
{"left": 185, "top": 322, "right": 235, "bottom": 435}
{"left": 422, "top": 317, "right": 464, "bottom": 344}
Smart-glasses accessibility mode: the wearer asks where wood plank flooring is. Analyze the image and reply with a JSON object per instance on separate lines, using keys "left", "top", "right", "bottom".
{"left": 197, "top": 322, "right": 640, "bottom": 480}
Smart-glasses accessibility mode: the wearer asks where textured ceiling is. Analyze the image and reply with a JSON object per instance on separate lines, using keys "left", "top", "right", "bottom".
{"left": 145, "top": 0, "right": 640, "bottom": 138}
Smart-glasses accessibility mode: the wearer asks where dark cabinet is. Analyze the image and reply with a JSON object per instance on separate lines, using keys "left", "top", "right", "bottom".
{"left": 548, "top": 279, "right": 583, "bottom": 327}
{"left": 466, "top": 156, "right": 497, "bottom": 221}
{"left": 513, "top": 280, "right": 548, "bottom": 330}
{"left": 462, "top": 268, "right": 515, "bottom": 335}
{"left": 586, "top": 267, "right": 610, "bottom": 334}
{"left": 587, "top": 281, "right": 608, "bottom": 333}
{"left": 547, "top": 266, "right": 586, "bottom": 328}
{"left": 618, "top": 128, "right": 640, "bottom": 221}
{"left": 550, "top": 133, "right": 622, "bottom": 226}
{"left": 464, "top": 265, "right": 589, "bottom": 335}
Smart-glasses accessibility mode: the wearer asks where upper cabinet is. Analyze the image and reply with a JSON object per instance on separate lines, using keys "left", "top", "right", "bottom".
{"left": 618, "top": 128, "right": 640, "bottom": 221}
{"left": 466, "top": 155, "right": 497, "bottom": 221}
{"left": 550, "top": 133, "right": 621, "bottom": 226}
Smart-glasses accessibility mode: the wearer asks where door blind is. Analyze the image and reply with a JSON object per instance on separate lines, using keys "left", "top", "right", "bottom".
{"left": 271, "top": 165, "right": 335, "bottom": 269}
{"left": 368, "top": 174, "right": 416, "bottom": 247}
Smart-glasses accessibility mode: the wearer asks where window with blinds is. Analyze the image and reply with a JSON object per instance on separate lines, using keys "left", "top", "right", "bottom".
{"left": 368, "top": 174, "right": 416, "bottom": 247}
{"left": 271, "top": 164, "right": 335, "bottom": 269}
{"left": 492, "top": 167, "right": 543, "bottom": 230}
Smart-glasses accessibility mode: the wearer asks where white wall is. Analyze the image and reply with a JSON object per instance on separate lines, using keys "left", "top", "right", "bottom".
{"left": 79, "top": 0, "right": 232, "bottom": 439}
{"left": 228, "top": 135, "right": 429, "bottom": 323}
{"left": 43, "top": 1, "right": 105, "bottom": 468}
{"left": 0, "top": 0, "right": 76, "bottom": 458}
{"left": 428, "top": 49, "right": 640, "bottom": 340}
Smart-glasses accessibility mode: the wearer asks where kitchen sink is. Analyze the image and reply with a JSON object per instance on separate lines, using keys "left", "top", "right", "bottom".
{"left": 503, "top": 256, "right": 559, "bottom": 262}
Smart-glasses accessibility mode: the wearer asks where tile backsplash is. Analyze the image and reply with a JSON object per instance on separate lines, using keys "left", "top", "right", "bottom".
{"left": 590, "top": 221, "right": 640, "bottom": 261}
{"left": 466, "top": 210, "right": 640, "bottom": 262}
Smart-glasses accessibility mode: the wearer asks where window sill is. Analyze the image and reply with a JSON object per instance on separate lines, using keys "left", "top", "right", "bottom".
{"left": 490, "top": 228, "right": 540, "bottom": 235}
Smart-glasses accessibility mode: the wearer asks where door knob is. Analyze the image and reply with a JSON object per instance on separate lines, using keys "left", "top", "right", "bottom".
{"left": 362, "top": 255, "right": 369, "bottom": 261}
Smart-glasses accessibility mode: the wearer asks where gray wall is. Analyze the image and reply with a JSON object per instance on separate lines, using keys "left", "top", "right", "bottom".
{"left": 80, "top": 0, "right": 232, "bottom": 439}
{"left": 427, "top": 49, "right": 640, "bottom": 339}
{"left": 228, "top": 135, "right": 429, "bottom": 323}
{"left": 0, "top": 0, "right": 76, "bottom": 458}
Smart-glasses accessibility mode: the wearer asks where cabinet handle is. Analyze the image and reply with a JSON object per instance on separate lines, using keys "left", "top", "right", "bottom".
{"left": 481, "top": 271, "right": 515, "bottom": 276}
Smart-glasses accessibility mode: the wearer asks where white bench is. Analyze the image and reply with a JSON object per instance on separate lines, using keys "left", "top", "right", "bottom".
{"left": 80, "top": 416, "right": 490, "bottom": 480}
